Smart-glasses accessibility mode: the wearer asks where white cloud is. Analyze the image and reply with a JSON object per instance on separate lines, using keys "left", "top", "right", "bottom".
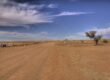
{"left": 0, "top": 0, "right": 93, "bottom": 28}
{"left": 0, "top": 31, "right": 24, "bottom": 35}
{"left": 0, "top": 0, "right": 52, "bottom": 27}
{"left": 66, "top": 27, "right": 110, "bottom": 40}
{"left": 65, "top": 33, "right": 87, "bottom": 40}
{"left": 0, "top": 0, "right": 8, "bottom": 4}
{"left": 0, "top": 31, "right": 49, "bottom": 41}
{"left": 47, "top": 4, "right": 57, "bottom": 8}
{"left": 40, "top": 32, "right": 48, "bottom": 35}
{"left": 89, "top": 27, "right": 110, "bottom": 35}
{"left": 86, "top": 27, "right": 110, "bottom": 38}
{"left": 54, "top": 11, "right": 93, "bottom": 17}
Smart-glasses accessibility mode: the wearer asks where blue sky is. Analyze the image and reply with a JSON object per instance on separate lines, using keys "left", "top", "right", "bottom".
{"left": 0, "top": 0, "right": 110, "bottom": 41}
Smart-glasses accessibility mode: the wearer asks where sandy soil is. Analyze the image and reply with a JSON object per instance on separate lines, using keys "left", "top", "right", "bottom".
{"left": 0, "top": 42, "right": 110, "bottom": 80}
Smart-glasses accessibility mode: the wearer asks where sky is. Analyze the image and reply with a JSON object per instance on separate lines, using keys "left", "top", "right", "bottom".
{"left": 0, "top": 0, "right": 110, "bottom": 41}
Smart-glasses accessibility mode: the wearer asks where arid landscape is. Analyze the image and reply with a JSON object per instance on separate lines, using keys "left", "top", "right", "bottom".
{"left": 0, "top": 0, "right": 110, "bottom": 80}
{"left": 0, "top": 41, "right": 110, "bottom": 80}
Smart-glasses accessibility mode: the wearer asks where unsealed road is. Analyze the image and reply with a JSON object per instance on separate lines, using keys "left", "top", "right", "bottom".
{"left": 0, "top": 42, "right": 110, "bottom": 80}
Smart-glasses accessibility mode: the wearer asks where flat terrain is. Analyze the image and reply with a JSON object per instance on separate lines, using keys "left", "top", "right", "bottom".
{"left": 0, "top": 42, "right": 110, "bottom": 80}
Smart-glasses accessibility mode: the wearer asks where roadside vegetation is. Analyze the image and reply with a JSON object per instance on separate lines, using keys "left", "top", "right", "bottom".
{"left": 0, "top": 41, "right": 41, "bottom": 48}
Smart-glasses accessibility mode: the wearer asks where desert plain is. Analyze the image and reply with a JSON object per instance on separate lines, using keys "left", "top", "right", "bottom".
{"left": 0, "top": 41, "right": 110, "bottom": 80}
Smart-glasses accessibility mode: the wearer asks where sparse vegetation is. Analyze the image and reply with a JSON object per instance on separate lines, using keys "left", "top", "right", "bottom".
{"left": 80, "top": 40, "right": 84, "bottom": 43}
{"left": 85, "top": 31, "right": 102, "bottom": 45}
{"left": 102, "top": 39, "right": 108, "bottom": 43}
{"left": 0, "top": 44, "right": 7, "bottom": 47}
{"left": 0, "top": 41, "right": 42, "bottom": 48}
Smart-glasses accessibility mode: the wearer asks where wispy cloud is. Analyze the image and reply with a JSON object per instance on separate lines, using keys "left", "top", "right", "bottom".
{"left": 0, "top": 31, "right": 49, "bottom": 41}
{"left": 65, "top": 33, "right": 87, "bottom": 40}
{"left": 0, "top": 0, "right": 93, "bottom": 28}
{"left": 47, "top": 4, "right": 58, "bottom": 8}
{"left": 54, "top": 11, "right": 93, "bottom": 17}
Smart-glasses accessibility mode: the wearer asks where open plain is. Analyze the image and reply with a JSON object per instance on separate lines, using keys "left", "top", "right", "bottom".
{"left": 0, "top": 41, "right": 110, "bottom": 80}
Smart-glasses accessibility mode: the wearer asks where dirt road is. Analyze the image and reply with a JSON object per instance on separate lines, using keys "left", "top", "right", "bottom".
{"left": 0, "top": 42, "right": 110, "bottom": 80}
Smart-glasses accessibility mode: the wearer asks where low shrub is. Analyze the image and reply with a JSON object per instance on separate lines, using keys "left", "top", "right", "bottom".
{"left": 102, "top": 39, "right": 108, "bottom": 43}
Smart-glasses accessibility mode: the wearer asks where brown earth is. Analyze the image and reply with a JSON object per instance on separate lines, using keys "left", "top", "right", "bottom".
{"left": 0, "top": 42, "right": 110, "bottom": 80}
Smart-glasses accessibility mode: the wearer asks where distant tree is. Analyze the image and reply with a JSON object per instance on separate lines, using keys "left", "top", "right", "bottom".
{"left": 64, "top": 39, "right": 68, "bottom": 41}
{"left": 80, "top": 40, "right": 84, "bottom": 43}
{"left": 85, "top": 31, "right": 96, "bottom": 39}
{"left": 85, "top": 31, "right": 102, "bottom": 45}
{"left": 94, "top": 35, "right": 102, "bottom": 45}
{"left": 102, "top": 39, "right": 108, "bottom": 43}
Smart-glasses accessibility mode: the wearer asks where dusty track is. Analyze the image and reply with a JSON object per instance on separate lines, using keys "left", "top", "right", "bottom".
{"left": 0, "top": 42, "right": 110, "bottom": 80}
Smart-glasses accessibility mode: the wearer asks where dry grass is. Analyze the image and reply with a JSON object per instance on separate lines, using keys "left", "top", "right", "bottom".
{"left": 56, "top": 40, "right": 110, "bottom": 47}
{"left": 0, "top": 41, "right": 43, "bottom": 47}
